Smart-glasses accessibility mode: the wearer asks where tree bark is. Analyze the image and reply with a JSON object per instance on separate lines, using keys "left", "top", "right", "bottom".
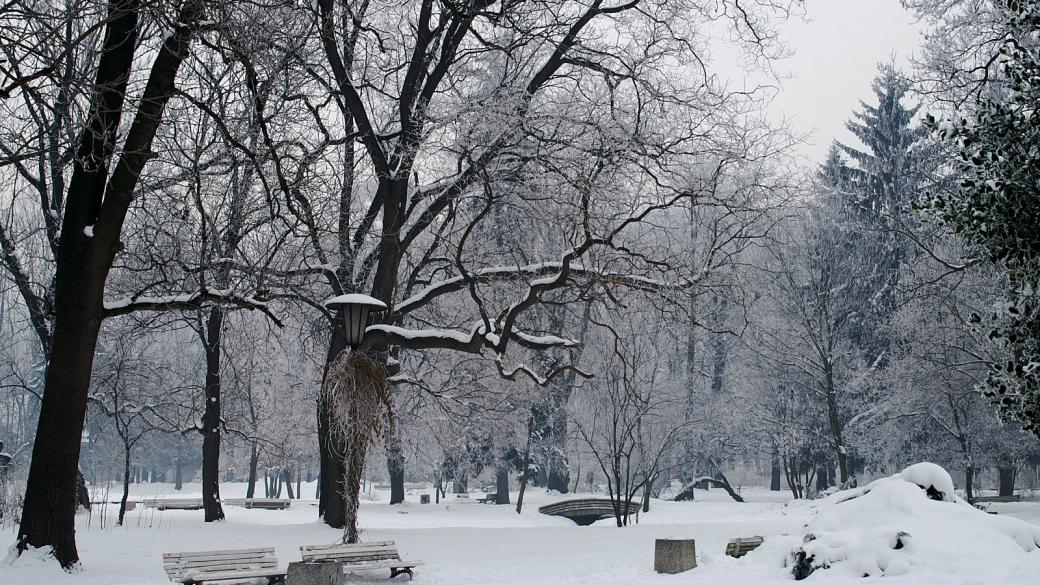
{"left": 965, "top": 465, "right": 976, "bottom": 503}
{"left": 998, "top": 465, "right": 1016, "bottom": 497}
{"left": 76, "top": 470, "right": 91, "bottom": 511}
{"left": 770, "top": 446, "right": 782, "bottom": 491}
{"left": 201, "top": 308, "right": 225, "bottom": 522}
{"left": 823, "top": 360, "right": 850, "bottom": 485}
{"left": 342, "top": 437, "right": 368, "bottom": 543}
{"left": 318, "top": 331, "right": 348, "bottom": 527}
{"left": 17, "top": 0, "right": 201, "bottom": 566}
{"left": 282, "top": 469, "right": 295, "bottom": 499}
{"left": 174, "top": 450, "right": 183, "bottom": 491}
{"left": 118, "top": 446, "right": 131, "bottom": 526}
{"left": 385, "top": 422, "right": 405, "bottom": 504}
{"left": 516, "top": 418, "right": 533, "bottom": 514}
{"left": 246, "top": 442, "right": 258, "bottom": 499}
{"left": 495, "top": 468, "right": 510, "bottom": 505}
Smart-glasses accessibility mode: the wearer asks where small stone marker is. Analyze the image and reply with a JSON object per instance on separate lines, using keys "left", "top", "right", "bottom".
{"left": 420, "top": 494, "right": 431, "bottom": 504}
{"left": 654, "top": 538, "right": 697, "bottom": 574}
{"left": 286, "top": 560, "right": 344, "bottom": 585}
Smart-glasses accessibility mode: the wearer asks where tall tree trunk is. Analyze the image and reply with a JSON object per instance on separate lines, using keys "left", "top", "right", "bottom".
{"left": 516, "top": 419, "right": 533, "bottom": 514}
{"left": 246, "top": 442, "right": 258, "bottom": 499}
{"left": 998, "top": 465, "right": 1016, "bottom": 497}
{"left": 174, "top": 450, "right": 183, "bottom": 491}
{"left": 823, "top": 361, "right": 849, "bottom": 484}
{"left": 641, "top": 473, "right": 656, "bottom": 513}
{"left": 16, "top": 5, "right": 140, "bottom": 564}
{"left": 965, "top": 465, "right": 976, "bottom": 503}
{"left": 117, "top": 446, "right": 131, "bottom": 526}
{"left": 296, "top": 467, "right": 301, "bottom": 500}
{"left": 770, "top": 446, "right": 782, "bottom": 491}
{"left": 385, "top": 421, "right": 405, "bottom": 505}
{"left": 815, "top": 465, "right": 828, "bottom": 492}
{"left": 282, "top": 469, "right": 295, "bottom": 499}
{"left": 76, "top": 470, "right": 91, "bottom": 511}
{"left": 201, "top": 308, "right": 225, "bottom": 522}
{"left": 495, "top": 468, "right": 510, "bottom": 505}
{"left": 318, "top": 332, "right": 348, "bottom": 527}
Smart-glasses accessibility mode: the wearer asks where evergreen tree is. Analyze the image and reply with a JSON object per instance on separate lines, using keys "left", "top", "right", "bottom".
{"left": 838, "top": 63, "right": 926, "bottom": 222}
{"left": 919, "top": 0, "right": 1040, "bottom": 438}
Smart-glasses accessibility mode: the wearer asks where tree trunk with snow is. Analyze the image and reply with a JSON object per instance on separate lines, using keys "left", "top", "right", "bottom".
{"left": 201, "top": 308, "right": 225, "bottom": 522}
{"left": 246, "top": 443, "right": 258, "bottom": 499}
{"left": 17, "top": 0, "right": 201, "bottom": 566}
{"left": 386, "top": 422, "right": 405, "bottom": 504}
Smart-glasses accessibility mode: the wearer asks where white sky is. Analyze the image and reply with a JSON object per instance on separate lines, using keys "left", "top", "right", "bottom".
{"left": 765, "top": 0, "right": 924, "bottom": 162}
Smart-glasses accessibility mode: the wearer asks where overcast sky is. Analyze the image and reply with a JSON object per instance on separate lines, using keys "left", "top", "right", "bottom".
{"left": 766, "top": 0, "right": 924, "bottom": 162}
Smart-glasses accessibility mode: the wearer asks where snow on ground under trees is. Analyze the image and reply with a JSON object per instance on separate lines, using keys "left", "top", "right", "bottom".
{"left": 3, "top": 464, "right": 1040, "bottom": 585}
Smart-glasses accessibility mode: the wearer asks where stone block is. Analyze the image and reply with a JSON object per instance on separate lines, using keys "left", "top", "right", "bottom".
{"left": 286, "top": 561, "right": 344, "bottom": 585}
{"left": 654, "top": 538, "right": 697, "bottom": 574}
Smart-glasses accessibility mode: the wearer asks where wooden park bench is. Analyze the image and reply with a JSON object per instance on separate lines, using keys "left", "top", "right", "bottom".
{"left": 224, "top": 498, "right": 291, "bottom": 510}
{"left": 973, "top": 495, "right": 1022, "bottom": 503}
{"left": 476, "top": 493, "right": 497, "bottom": 504}
{"left": 162, "top": 547, "right": 285, "bottom": 585}
{"left": 143, "top": 498, "right": 204, "bottom": 510}
{"left": 299, "top": 541, "right": 423, "bottom": 579}
{"left": 537, "top": 498, "right": 640, "bottom": 526}
{"left": 725, "top": 536, "right": 764, "bottom": 558}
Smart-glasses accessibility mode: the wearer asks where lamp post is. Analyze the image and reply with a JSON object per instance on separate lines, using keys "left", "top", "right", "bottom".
{"left": 324, "top": 294, "right": 387, "bottom": 350}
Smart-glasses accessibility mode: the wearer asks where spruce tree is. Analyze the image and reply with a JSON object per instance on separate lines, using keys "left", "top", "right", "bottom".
{"left": 838, "top": 63, "right": 926, "bottom": 223}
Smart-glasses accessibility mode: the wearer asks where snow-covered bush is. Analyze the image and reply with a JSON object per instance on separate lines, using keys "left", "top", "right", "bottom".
{"left": 787, "top": 463, "right": 1040, "bottom": 580}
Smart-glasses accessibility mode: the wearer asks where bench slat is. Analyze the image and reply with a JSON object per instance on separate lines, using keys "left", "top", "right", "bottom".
{"left": 302, "top": 553, "right": 398, "bottom": 563}
{"left": 300, "top": 541, "right": 395, "bottom": 551}
{"left": 336, "top": 560, "right": 425, "bottom": 571}
{"left": 164, "top": 547, "right": 275, "bottom": 560}
{"left": 179, "top": 567, "right": 286, "bottom": 583}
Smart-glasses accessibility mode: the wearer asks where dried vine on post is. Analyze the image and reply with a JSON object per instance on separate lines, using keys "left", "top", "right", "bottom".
{"left": 322, "top": 350, "right": 394, "bottom": 543}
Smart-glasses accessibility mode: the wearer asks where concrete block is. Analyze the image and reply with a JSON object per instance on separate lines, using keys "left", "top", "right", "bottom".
{"left": 286, "top": 561, "right": 344, "bottom": 585}
{"left": 654, "top": 538, "right": 697, "bottom": 574}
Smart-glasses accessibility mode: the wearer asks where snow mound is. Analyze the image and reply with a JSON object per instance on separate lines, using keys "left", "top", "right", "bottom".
{"left": 785, "top": 463, "right": 1040, "bottom": 582}
{"left": 900, "top": 462, "right": 956, "bottom": 502}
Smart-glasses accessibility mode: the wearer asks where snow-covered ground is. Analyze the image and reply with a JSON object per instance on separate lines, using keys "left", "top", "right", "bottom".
{"left": 2, "top": 471, "right": 1039, "bottom": 585}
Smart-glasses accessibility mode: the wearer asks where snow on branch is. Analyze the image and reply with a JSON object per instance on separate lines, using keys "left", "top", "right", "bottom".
{"left": 395, "top": 261, "right": 694, "bottom": 317}
{"left": 365, "top": 323, "right": 579, "bottom": 353}
{"left": 102, "top": 288, "right": 282, "bottom": 325}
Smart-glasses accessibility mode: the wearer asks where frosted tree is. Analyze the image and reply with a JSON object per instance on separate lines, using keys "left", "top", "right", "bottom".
{"left": 919, "top": 0, "right": 1040, "bottom": 438}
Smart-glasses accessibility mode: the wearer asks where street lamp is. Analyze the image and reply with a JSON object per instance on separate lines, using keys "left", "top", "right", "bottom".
{"left": 324, "top": 294, "right": 387, "bottom": 350}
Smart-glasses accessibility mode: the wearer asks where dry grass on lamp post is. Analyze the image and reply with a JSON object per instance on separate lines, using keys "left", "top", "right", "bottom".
{"left": 322, "top": 294, "right": 391, "bottom": 543}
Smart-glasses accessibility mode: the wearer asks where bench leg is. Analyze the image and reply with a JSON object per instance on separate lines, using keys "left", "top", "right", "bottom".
{"left": 267, "top": 576, "right": 286, "bottom": 585}
{"left": 389, "top": 567, "right": 414, "bottom": 580}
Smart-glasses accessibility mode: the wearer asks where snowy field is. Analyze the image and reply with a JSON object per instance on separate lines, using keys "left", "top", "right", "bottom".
{"left": 3, "top": 473, "right": 1040, "bottom": 585}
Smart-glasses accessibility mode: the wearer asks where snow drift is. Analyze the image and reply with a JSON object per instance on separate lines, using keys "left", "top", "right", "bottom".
{"left": 783, "top": 463, "right": 1040, "bottom": 582}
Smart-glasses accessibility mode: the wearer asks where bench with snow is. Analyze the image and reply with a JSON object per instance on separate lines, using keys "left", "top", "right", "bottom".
{"left": 224, "top": 498, "right": 291, "bottom": 510}
{"left": 299, "top": 541, "right": 423, "bottom": 579}
{"left": 725, "top": 536, "right": 764, "bottom": 558}
{"left": 162, "top": 547, "right": 285, "bottom": 585}
{"left": 143, "top": 498, "right": 204, "bottom": 510}
{"left": 537, "top": 498, "right": 640, "bottom": 526}
{"left": 476, "top": 493, "right": 497, "bottom": 504}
